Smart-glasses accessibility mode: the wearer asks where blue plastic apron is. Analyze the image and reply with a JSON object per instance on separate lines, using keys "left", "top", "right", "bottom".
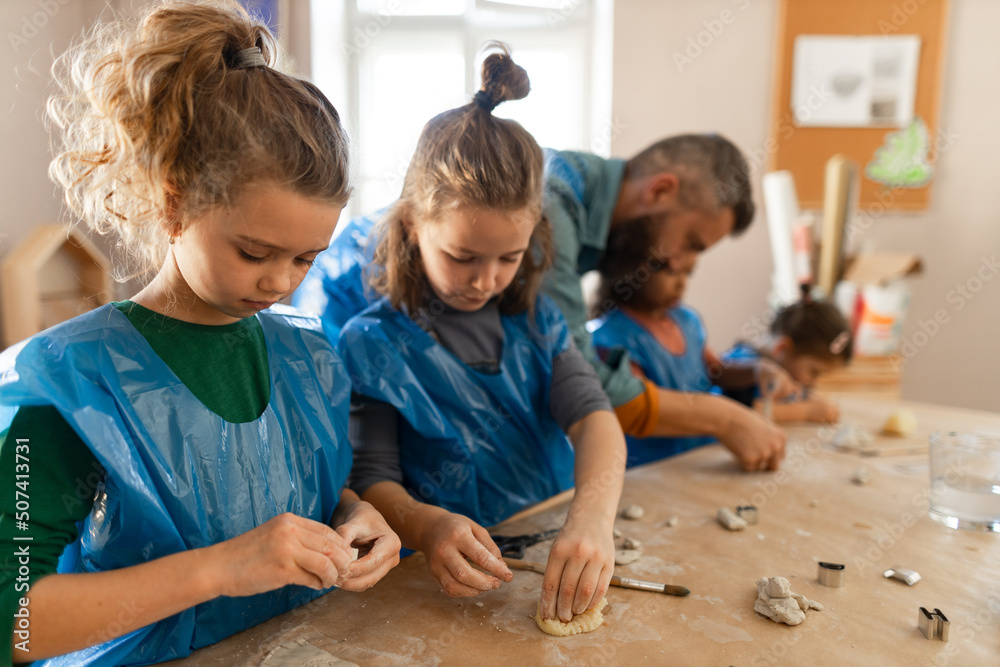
{"left": 293, "top": 209, "right": 384, "bottom": 342}
{"left": 338, "top": 296, "right": 576, "bottom": 527}
{"left": 591, "top": 306, "right": 716, "bottom": 466}
{"left": 0, "top": 305, "right": 352, "bottom": 666}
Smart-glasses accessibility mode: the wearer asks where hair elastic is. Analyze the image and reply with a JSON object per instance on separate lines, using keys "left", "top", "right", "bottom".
{"left": 473, "top": 90, "right": 499, "bottom": 112}
{"left": 233, "top": 46, "right": 266, "bottom": 69}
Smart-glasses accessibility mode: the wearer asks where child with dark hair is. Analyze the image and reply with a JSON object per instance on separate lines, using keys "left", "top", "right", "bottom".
{"left": 720, "top": 287, "right": 852, "bottom": 423}
{"left": 589, "top": 214, "right": 800, "bottom": 466}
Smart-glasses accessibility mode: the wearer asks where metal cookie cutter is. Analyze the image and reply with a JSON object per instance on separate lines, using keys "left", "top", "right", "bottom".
{"left": 735, "top": 505, "right": 759, "bottom": 525}
{"left": 884, "top": 566, "right": 921, "bottom": 586}
{"left": 918, "top": 607, "right": 950, "bottom": 641}
{"left": 817, "top": 561, "right": 845, "bottom": 587}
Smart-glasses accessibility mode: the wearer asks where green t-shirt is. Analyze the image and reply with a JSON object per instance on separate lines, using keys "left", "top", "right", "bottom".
{"left": 1, "top": 301, "right": 270, "bottom": 664}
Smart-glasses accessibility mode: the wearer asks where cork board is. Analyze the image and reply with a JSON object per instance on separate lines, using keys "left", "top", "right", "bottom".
{"left": 768, "top": 0, "right": 950, "bottom": 210}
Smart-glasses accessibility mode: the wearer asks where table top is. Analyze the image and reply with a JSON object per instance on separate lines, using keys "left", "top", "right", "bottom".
{"left": 170, "top": 395, "right": 1000, "bottom": 666}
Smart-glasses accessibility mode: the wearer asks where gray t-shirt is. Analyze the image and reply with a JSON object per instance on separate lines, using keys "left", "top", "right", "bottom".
{"left": 348, "top": 299, "right": 611, "bottom": 496}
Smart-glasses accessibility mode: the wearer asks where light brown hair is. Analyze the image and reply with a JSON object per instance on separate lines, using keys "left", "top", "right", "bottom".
{"left": 627, "top": 134, "right": 755, "bottom": 235}
{"left": 371, "top": 43, "right": 551, "bottom": 316}
{"left": 48, "top": 0, "right": 351, "bottom": 282}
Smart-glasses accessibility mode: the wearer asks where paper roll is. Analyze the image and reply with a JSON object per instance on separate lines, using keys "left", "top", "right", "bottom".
{"left": 762, "top": 171, "right": 801, "bottom": 307}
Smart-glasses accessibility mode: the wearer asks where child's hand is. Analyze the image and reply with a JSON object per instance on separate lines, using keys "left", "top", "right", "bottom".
{"left": 206, "top": 513, "right": 356, "bottom": 598}
{"left": 803, "top": 399, "right": 840, "bottom": 423}
{"left": 333, "top": 499, "right": 402, "bottom": 591}
{"left": 539, "top": 516, "right": 614, "bottom": 622}
{"left": 756, "top": 359, "right": 801, "bottom": 402}
{"left": 418, "top": 508, "right": 513, "bottom": 597}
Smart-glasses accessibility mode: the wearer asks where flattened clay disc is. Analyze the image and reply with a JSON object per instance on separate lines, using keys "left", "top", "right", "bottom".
{"left": 535, "top": 597, "right": 609, "bottom": 636}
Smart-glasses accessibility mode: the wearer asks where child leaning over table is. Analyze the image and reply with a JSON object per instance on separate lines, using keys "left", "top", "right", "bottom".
{"left": 0, "top": 3, "right": 399, "bottom": 664}
{"left": 719, "top": 286, "right": 852, "bottom": 424}
{"left": 337, "top": 44, "right": 626, "bottom": 626}
{"left": 589, "top": 214, "right": 805, "bottom": 466}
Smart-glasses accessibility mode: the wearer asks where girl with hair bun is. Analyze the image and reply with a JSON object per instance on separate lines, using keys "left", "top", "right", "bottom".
{"left": 720, "top": 285, "right": 852, "bottom": 423}
{"left": 336, "top": 44, "right": 626, "bottom": 625}
{"left": 1, "top": 2, "right": 398, "bottom": 664}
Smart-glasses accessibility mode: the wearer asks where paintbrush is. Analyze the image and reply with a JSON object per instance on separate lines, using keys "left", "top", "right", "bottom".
{"left": 503, "top": 557, "right": 690, "bottom": 597}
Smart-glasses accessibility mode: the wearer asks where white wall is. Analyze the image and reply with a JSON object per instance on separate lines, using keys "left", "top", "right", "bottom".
{"left": 611, "top": 0, "right": 1000, "bottom": 413}
{"left": 0, "top": 0, "right": 100, "bottom": 262}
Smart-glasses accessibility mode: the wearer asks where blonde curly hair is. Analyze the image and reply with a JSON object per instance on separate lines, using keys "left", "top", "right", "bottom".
{"left": 48, "top": 0, "right": 351, "bottom": 282}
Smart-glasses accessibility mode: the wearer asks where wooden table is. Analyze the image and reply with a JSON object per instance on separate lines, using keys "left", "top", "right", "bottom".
{"left": 170, "top": 395, "right": 1000, "bottom": 666}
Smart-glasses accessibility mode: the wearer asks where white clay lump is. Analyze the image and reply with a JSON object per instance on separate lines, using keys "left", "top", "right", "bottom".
{"left": 881, "top": 409, "right": 918, "bottom": 437}
{"left": 753, "top": 576, "right": 823, "bottom": 626}
{"left": 717, "top": 507, "right": 747, "bottom": 531}
{"left": 535, "top": 597, "right": 609, "bottom": 636}
{"left": 620, "top": 504, "right": 644, "bottom": 520}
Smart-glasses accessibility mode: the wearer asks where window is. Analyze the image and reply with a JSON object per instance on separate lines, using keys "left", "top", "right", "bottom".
{"left": 311, "top": 0, "right": 613, "bottom": 218}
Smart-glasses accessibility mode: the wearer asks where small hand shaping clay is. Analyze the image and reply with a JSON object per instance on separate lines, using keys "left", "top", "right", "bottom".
{"left": 535, "top": 597, "right": 608, "bottom": 636}
{"left": 614, "top": 549, "right": 641, "bottom": 565}
{"left": 753, "top": 576, "right": 823, "bottom": 626}
{"left": 882, "top": 409, "right": 917, "bottom": 437}
{"left": 621, "top": 504, "right": 644, "bottom": 520}
{"left": 717, "top": 507, "right": 747, "bottom": 531}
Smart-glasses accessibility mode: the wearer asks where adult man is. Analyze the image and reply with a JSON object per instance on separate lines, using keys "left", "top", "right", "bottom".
{"left": 543, "top": 134, "right": 785, "bottom": 471}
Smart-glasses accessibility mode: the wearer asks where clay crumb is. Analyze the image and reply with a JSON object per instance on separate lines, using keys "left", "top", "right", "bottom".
{"left": 717, "top": 507, "right": 747, "bottom": 531}
{"left": 851, "top": 466, "right": 871, "bottom": 486}
{"left": 622, "top": 537, "right": 642, "bottom": 550}
{"left": 621, "top": 504, "right": 645, "bottom": 520}
{"left": 615, "top": 549, "right": 641, "bottom": 565}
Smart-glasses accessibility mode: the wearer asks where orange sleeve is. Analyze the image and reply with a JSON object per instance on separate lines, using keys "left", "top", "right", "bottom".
{"left": 613, "top": 379, "right": 660, "bottom": 438}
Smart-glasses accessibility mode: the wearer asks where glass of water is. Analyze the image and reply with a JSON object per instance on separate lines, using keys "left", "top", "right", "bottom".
{"left": 928, "top": 432, "right": 1000, "bottom": 532}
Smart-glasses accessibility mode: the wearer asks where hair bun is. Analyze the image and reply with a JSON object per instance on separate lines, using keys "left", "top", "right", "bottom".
{"left": 476, "top": 42, "right": 530, "bottom": 112}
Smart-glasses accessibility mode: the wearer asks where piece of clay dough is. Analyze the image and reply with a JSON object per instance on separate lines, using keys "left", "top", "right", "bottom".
{"left": 717, "top": 507, "right": 747, "bottom": 531}
{"left": 621, "top": 504, "right": 644, "bottom": 520}
{"left": 535, "top": 597, "right": 608, "bottom": 636}
{"left": 665, "top": 515, "right": 679, "bottom": 527}
{"left": 262, "top": 639, "right": 359, "bottom": 667}
{"left": 614, "top": 549, "right": 641, "bottom": 565}
{"left": 351, "top": 547, "right": 360, "bottom": 561}
{"left": 851, "top": 466, "right": 871, "bottom": 485}
{"left": 833, "top": 424, "right": 875, "bottom": 449}
{"left": 622, "top": 537, "right": 641, "bottom": 550}
{"left": 882, "top": 409, "right": 917, "bottom": 437}
{"left": 753, "top": 576, "right": 823, "bottom": 626}
{"left": 612, "top": 527, "right": 623, "bottom": 539}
